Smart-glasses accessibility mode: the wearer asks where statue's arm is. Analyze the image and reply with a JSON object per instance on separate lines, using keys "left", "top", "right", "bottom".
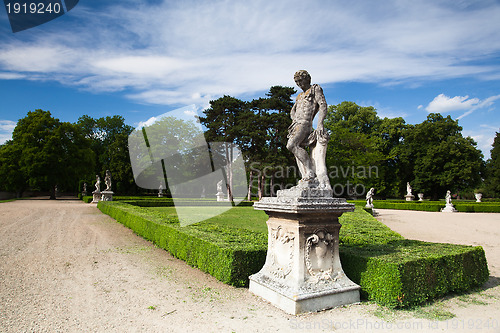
{"left": 315, "top": 85, "right": 327, "bottom": 132}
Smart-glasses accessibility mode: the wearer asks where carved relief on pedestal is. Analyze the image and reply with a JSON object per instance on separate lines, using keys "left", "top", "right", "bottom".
{"left": 269, "top": 226, "right": 294, "bottom": 279}
{"left": 304, "top": 229, "right": 338, "bottom": 283}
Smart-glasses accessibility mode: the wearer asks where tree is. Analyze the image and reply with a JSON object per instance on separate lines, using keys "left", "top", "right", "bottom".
{"left": 11, "top": 109, "right": 94, "bottom": 199}
{"left": 484, "top": 132, "right": 500, "bottom": 197}
{"left": 200, "top": 96, "right": 251, "bottom": 202}
{"left": 249, "top": 86, "right": 295, "bottom": 197}
{"left": 77, "top": 115, "right": 134, "bottom": 193}
{"left": 400, "top": 113, "right": 483, "bottom": 199}
{"left": 0, "top": 140, "right": 26, "bottom": 196}
{"left": 324, "top": 102, "right": 385, "bottom": 197}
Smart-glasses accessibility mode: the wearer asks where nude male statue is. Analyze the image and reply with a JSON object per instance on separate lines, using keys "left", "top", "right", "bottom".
{"left": 287, "top": 70, "right": 330, "bottom": 189}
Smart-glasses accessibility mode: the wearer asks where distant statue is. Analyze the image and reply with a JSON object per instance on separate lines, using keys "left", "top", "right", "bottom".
{"left": 104, "top": 170, "right": 112, "bottom": 191}
{"left": 83, "top": 182, "right": 87, "bottom": 194}
{"left": 406, "top": 182, "right": 413, "bottom": 196}
{"left": 365, "top": 188, "right": 375, "bottom": 208}
{"left": 95, "top": 175, "right": 101, "bottom": 192}
{"left": 445, "top": 190, "right": 452, "bottom": 205}
{"left": 158, "top": 184, "right": 163, "bottom": 197}
{"left": 217, "top": 180, "right": 224, "bottom": 193}
{"left": 287, "top": 70, "right": 330, "bottom": 190}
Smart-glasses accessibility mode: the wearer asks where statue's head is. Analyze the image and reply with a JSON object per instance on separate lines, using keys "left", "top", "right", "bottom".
{"left": 294, "top": 70, "right": 311, "bottom": 90}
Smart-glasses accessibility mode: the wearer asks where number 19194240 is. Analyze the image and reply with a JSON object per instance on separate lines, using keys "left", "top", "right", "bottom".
{"left": 6, "top": 2, "right": 62, "bottom": 14}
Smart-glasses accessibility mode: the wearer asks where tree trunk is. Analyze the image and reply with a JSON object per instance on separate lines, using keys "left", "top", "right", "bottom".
{"left": 247, "top": 170, "right": 253, "bottom": 201}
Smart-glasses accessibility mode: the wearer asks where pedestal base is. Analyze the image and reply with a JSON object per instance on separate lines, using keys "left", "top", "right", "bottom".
{"left": 405, "top": 195, "right": 415, "bottom": 201}
{"left": 249, "top": 273, "right": 360, "bottom": 315}
{"left": 249, "top": 188, "right": 360, "bottom": 314}
{"left": 158, "top": 192, "right": 163, "bottom": 198}
{"left": 216, "top": 192, "right": 224, "bottom": 202}
{"left": 441, "top": 204, "right": 457, "bottom": 213}
{"left": 101, "top": 191, "right": 114, "bottom": 201}
{"left": 91, "top": 191, "right": 101, "bottom": 203}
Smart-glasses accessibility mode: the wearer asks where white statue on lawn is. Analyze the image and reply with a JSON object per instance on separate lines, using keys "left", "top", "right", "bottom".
{"left": 365, "top": 188, "right": 374, "bottom": 208}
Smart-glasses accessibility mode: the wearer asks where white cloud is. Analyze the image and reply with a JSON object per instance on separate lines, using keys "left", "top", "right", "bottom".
{"left": 0, "top": 0, "right": 500, "bottom": 106}
{"left": 423, "top": 93, "right": 500, "bottom": 119}
{"left": 426, "top": 94, "right": 480, "bottom": 113}
{"left": 0, "top": 120, "right": 16, "bottom": 144}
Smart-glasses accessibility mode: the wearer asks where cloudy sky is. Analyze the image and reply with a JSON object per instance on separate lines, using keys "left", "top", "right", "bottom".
{"left": 0, "top": 0, "right": 499, "bottom": 157}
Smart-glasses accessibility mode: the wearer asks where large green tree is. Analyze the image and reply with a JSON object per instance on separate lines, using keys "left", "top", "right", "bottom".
{"left": 484, "top": 132, "right": 500, "bottom": 197}
{"left": 324, "top": 102, "right": 386, "bottom": 197}
{"left": 0, "top": 140, "right": 26, "bottom": 196}
{"left": 10, "top": 109, "right": 94, "bottom": 199}
{"left": 401, "top": 113, "right": 483, "bottom": 199}
{"left": 77, "top": 115, "right": 134, "bottom": 193}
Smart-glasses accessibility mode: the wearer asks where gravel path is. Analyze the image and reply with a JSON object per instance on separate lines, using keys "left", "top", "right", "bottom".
{"left": 1, "top": 198, "right": 499, "bottom": 332}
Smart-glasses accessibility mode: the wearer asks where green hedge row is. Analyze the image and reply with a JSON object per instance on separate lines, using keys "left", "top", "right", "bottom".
{"left": 97, "top": 201, "right": 266, "bottom": 287}
{"left": 372, "top": 200, "right": 500, "bottom": 213}
{"left": 97, "top": 201, "right": 489, "bottom": 307}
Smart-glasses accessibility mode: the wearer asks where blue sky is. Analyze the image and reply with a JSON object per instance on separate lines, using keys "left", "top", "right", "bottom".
{"left": 0, "top": 0, "right": 499, "bottom": 158}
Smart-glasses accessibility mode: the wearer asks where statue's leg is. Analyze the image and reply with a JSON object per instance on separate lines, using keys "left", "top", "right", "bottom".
{"left": 311, "top": 140, "right": 331, "bottom": 190}
{"left": 286, "top": 126, "right": 315, "bottom": 180}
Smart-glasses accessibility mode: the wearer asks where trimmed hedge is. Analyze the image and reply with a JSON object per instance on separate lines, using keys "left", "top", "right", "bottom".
{"left": 340, "top": 241, "right": 488, "bottom": 307}
{"left": 97, "top": 201, "right": 489, "bottom": 308}
{"left": 373, "top": 200, "right": 500, "bottom": 213}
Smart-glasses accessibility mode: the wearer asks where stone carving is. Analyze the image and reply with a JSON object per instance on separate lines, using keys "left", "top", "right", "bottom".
{"left": 101, "top": 170, "right": 114, "bottom": 202}
{"left": 104, "top": 170, "right": 112, "bottom": 191}
{"left": 418, "top": 193, "right": 424, "bottom": 201}
{"left": 475, "top": 193, "right": 482, "bottom": 203}
{"left": 405, "top": 182, "right": 414, "bottom": 201}
{"left": 158, "top": 184, "right": 163, "bottom": 197}
{"left": 82, "top": 182, "right": 88, "bottom": 196}
{"left": 365, "top": 188, "right": 374, "bottom": 208}
{"left": 91, "top": 175, "right": 101, "bottom": 203}
{"left": 286, "top": 70, "right": 331, "bottom": 190}
{"left": 269, "top": 226, "right": 294, "bottom": 279}
{"left": 441, "top": 190, "right": 457, "bottom": 212}
{"left": 305, "top": 230, "right": 336, "bottom": 283}
{"left": 216, "top": 179, "right": 225, "bottom": 202}
{"left": 249, "top": 70, "right": 359, "bottom": 315}
{"left": 94, "top": 175, "right": 101, "bottom": 192}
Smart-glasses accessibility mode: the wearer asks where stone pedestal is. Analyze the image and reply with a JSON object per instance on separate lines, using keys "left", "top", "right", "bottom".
{"left": 216, "top": 192, "right": 225, "bottom": 202}
{"left": 441, "top": 203, "right": 457, "bottom": 213}
{"left": 405, "top": 194, "right": 414, "bottom": 201}
{"left": 158, "top": 192, "right": 163, "bottom": 198}
{"left": 91, "top": 191, "right": 101, "bottom": 203}
{"left": 475, "top": 193, "right": 482, "bottom": 203}
{"left": 101, "top": 190, "right": 114, "bottom": 202}
{"left": 249, "top": 188, "right": 360, "bottom": 315}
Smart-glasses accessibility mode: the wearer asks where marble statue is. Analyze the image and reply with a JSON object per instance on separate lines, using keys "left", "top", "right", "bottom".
{"left": 286, "top": 70, "right": 331, "bottom": 190}
{"left": 406, "top": 182, "right": 413, "bottom": 196}
{"left": 250, "top": 70, "right": 359, "bottom": 315}
{"left": 83, "top": 182, "right": 87, "bottom": 194}
{"left": 217, "top": 180, "right": 224, "bottom": 193}
{"left": 104, "top": 170, "right": 112, "bottom": 191}
{"left": 405, "top": 182, "right": 414, "bottom": 201}
{"left": 158, "top": 184, "right": 163, "bottom": 197}
{"left": 365, "top": 187, "right": 374, "bottom": 208}
{"left": 445, "top": 190, "right": 452, "bottom": 205}
{"left": 441, "top": 190, "right": 457, "bottom": 212}
{"left": 95, "top": 175, "right": 101, "bottom": 192}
